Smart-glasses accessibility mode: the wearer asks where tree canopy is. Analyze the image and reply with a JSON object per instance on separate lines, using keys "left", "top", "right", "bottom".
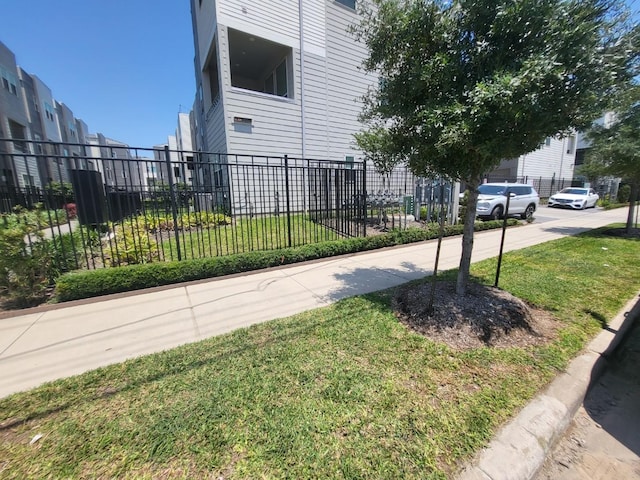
{"left": 586, "top": 86, "right": 640, "bottom": 231}
{"left": 354, "top": 0, "right": 639, "bottom": 294}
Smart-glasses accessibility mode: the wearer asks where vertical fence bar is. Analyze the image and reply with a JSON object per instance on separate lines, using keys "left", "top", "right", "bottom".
{"left": 362, "top": 160, "right": 367, "bottom": 237}
{"left": 284, "top": 154, "right": 292, "bottom": 248}
{"left": 164, "top": 145, "right": 182, "bottom": 261}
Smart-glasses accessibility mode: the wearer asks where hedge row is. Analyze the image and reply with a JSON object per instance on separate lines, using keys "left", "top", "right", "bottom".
{"left": 55, "top": 219, "right": 518, "bottom": 302}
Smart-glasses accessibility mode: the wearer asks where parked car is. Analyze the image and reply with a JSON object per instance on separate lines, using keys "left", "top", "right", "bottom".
{"left": 548, "top": 188, "right": 599, "bottom": 209}
{"left": 476, "top": 183, "right": 539, "bottom": 220}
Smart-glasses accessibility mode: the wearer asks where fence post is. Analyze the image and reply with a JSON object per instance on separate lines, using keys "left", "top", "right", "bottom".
{"left": 284, "top": 154, "right": 292, "bottom": 248}
{"left": 164, "top": 145, "right": 182, "bottom": 261}
{"left": 494, "top": 189, "right": 512, "bottom": 288}
{"left": 362, "top": 160, "right": 367, "bottom": 237}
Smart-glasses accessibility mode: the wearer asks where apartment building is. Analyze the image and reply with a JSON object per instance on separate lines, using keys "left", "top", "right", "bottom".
{"left": 0, "top": 40, "right": 95, "bottom": 192}
{"left": 489, "top": 135, "right": 578, "bottom": 182}
{"left": 86, "top": 133, "right": 146, "bottom": 191}
{"left": 190, "top": 0, "right": 374, "bottom": 161}
{"left": 0, "top": 41, "right": 36, "bottom": 189}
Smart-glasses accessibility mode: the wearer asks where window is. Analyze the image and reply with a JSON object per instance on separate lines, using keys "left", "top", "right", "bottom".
{"left": 335, "top": 0, "right": 356, "bottom": 9}
{"left": 0, "top": 66, "right": 18, "bottom": 95}
{"left": 8, "top": 120, "right": 27, "bottom": 153}
{"left": 205, "top": 45, "right": 220, "bottom": 106}
{"left": 2, "top": 169, "right": 15, "bottom": 187}
{"left": 545, "top": 137, "right": 551, "bottom": 147}
{"left": 214, "top": 168, "right": 224, "bottom": 188}
{"left": 228, "top": 28, "right": 292, "bottom": 99}
{"left": 44, "top": 102, "right": 56, "bottom": 122}
{"left": 33, "top": 133, "right": 43, "bottom": 154}
{"left": 566, "top": 135, "right": 575, "bottom": 154}
{"left": 174, "top": 166, "right": 181, "bottom": 178}
{"left": 263, "top": 59, "right": 288, "bottom": 97}
{"left": 22, "top": 174, "right": 35, "bottom": 187}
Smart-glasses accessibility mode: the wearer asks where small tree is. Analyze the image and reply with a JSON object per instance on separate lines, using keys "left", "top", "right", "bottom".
{"left": 355, "top": 0, "right": 638, "bottom": 295}
{"left": 355, "top": 126, "right": 404, "bottom": 189}
{"left": 576, "top": 157, "right": 608, "bottom": 189}
{"left": 586, "top": 86, "right": 640, "bottom": 232}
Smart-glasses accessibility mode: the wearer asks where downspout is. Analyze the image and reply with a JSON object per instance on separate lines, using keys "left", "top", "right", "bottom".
{"left": 559, "top": 137, "right": 566, "bottom": 182}
{"left": 298, "top": 0, "right": 308, "bottom": 213}
{"left": 298, "top": 0, "right": 306, "bottom": 159}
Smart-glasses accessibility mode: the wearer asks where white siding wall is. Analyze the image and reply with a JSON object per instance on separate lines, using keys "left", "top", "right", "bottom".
{"left": 216, "top": 23, "right": 303, "bottom": 157}
{"left": 302, "top": 0, "right": 326, "bottom": 55}
{"left": 302, "top": 52, "right": 331, "bottom": 159}
{"left": 518, "top": 137, "right": 576, "bottom": 180}
{"left": 218, "top": 0, "right": 300, "bottom": 48}
{"left": 206, "top": 100, "right": 228, "bottom": 153}
{"left": 192, "top": 0, "right": 218, "bottom": 67}
{"left": 325, "top": 2, "right": 376, "bottom": 162}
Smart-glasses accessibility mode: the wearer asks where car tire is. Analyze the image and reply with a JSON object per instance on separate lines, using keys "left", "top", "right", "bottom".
{"left": 490, "top": 205, "right": 503, "bottom": 220}
{"left": 581, "top": 201, "right": 587, "bottom": 210}
{"left": 521, "top": 204, "right": 535, "bottom": 220}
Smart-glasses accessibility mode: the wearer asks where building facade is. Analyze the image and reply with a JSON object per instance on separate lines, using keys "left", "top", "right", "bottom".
{"left": 489, "top": 135, "right": 578, "bottom": 183}
{"left": 0, "top": 41, "right": 35, "bottom": 189}
{"left": 190, "top": 0, "right": 374, "bottom": 161}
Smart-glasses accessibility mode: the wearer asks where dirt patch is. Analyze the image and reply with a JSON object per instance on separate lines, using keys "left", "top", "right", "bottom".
{"left": 394, "top": 281, "right": 561, "bottom": 350}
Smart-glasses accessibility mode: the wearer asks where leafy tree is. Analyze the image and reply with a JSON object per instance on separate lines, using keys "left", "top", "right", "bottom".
{"left": 47, "top": 181, "right": 74, "bottom": 204}
{"left": 354, "top": 0, "right": 638, "bottom": 295}
{"left": 354, "top": 126, "right": 403, "bottom": 189}
{"left": 586, "top": 86, "right": 640, "bottom": 232}
{"left": 575, "top": 156, "right": 608, "bottom": 188}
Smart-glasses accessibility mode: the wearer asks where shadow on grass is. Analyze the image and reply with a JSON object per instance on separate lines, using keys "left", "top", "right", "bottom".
{"left": 584, "top": 308, "right": 617, "bottom": 333}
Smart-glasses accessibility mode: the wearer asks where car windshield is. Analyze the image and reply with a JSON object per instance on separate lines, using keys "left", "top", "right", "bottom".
{"left": 559, "top": 188, "right": 588, "bottom": 195}
{"left": 478, "top": 185, "right": 507, "bottom": 195}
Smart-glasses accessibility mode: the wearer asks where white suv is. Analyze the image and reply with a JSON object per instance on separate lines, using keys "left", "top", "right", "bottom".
{"left": 476, "top": 183, "right": 539, "bottom": 220}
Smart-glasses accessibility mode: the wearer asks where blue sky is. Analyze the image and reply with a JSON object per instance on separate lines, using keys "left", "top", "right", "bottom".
{"left": 1, "top": 0, "right": 195, "bottom": 148}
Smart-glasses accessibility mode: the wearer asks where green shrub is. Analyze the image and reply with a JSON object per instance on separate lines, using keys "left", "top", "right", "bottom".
{"left": 617, "top": 184, "right": 631, "bottom": 203}
{"left": 0, "top": 210, "right": 53, "bottom": 306}
{"left": 104, "top": 220, "right": 160, "bottom": 267}
{"left": 49, "top": 228, "right": 100, "bottom": 276}
{"left": 55, "top": 219, "right": 517, "bottom": 302}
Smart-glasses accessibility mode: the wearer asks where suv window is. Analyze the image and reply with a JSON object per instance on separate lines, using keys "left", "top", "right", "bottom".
{"left": 507, "top": 186, "right": 528, "bottom": 195}
{"left": 478, "top": 185, "right": 507, "bottom": 195}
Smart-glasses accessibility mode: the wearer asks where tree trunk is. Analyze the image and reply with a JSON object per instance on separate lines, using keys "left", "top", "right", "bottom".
{"left": 456, "top": 178, "right": 480, "bottom": 296}
{"left": 626, "top": 183, "right": 639, "bottom": 234}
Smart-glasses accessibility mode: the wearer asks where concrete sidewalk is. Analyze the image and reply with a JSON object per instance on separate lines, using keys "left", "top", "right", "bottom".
{"left": 0, "top": 208, "right": 628, "bottom": 399}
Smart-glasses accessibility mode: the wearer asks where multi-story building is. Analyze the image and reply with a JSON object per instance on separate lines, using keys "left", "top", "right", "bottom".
{"left": 1, "top": 40, "right": 96, "bottom": 194}
{"left": 0, "top": 41, "right": 36, "bottom": 189}
{"left": 86, "top": 133, "right": 145, "bottom": 191}
{"left": 489, "top": 135, "right": 578, "bottom": 183}
{"left": 190, "top": 0, "right": 374, "bottom": 161}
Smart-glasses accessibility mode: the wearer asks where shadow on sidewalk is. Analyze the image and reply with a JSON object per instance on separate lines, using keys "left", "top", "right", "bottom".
{"left": 324, "top": 262, "right": 430, "bottom": 302}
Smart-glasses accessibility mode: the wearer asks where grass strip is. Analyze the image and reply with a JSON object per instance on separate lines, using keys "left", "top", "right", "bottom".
{"left": 1, "top": 225, "right": 637, "bottom": 479}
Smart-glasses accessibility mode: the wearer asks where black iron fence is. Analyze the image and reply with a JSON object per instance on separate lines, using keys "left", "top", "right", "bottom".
{"left": 0, "top": 139, "right": 462, "bottom": 274}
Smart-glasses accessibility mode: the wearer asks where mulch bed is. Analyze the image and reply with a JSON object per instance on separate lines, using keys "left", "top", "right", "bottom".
{"left": 394, "top": 281, "right": 561, "bottom": 350}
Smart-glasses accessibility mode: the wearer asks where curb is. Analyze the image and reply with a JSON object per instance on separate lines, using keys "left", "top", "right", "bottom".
{"left": 456, "top": 291, "right": 640, "bottom": 480}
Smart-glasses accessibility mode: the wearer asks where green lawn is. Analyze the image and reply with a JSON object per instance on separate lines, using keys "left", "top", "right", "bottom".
{"left": 1, "top": 226, "right": 638, "bottom": 479}
{"left": 161, "top": 214, "right": 342, "bottom": 261}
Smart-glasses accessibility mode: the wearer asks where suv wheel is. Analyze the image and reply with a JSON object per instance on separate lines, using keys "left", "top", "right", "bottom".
{"left": 521, "top": 204, "right": 535, "bottom": 220}
{"left": 490, "top": 205, "right": 503, "bottom": 220}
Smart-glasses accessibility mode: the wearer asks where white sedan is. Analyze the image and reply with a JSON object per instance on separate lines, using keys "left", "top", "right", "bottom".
{"left": 548, "top": 188, "right": 599, "bottom": 209}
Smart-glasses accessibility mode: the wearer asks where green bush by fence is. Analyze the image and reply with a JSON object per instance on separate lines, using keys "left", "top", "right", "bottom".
{"left": 55, "top": 219, "right": 517, "bottom": 302}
